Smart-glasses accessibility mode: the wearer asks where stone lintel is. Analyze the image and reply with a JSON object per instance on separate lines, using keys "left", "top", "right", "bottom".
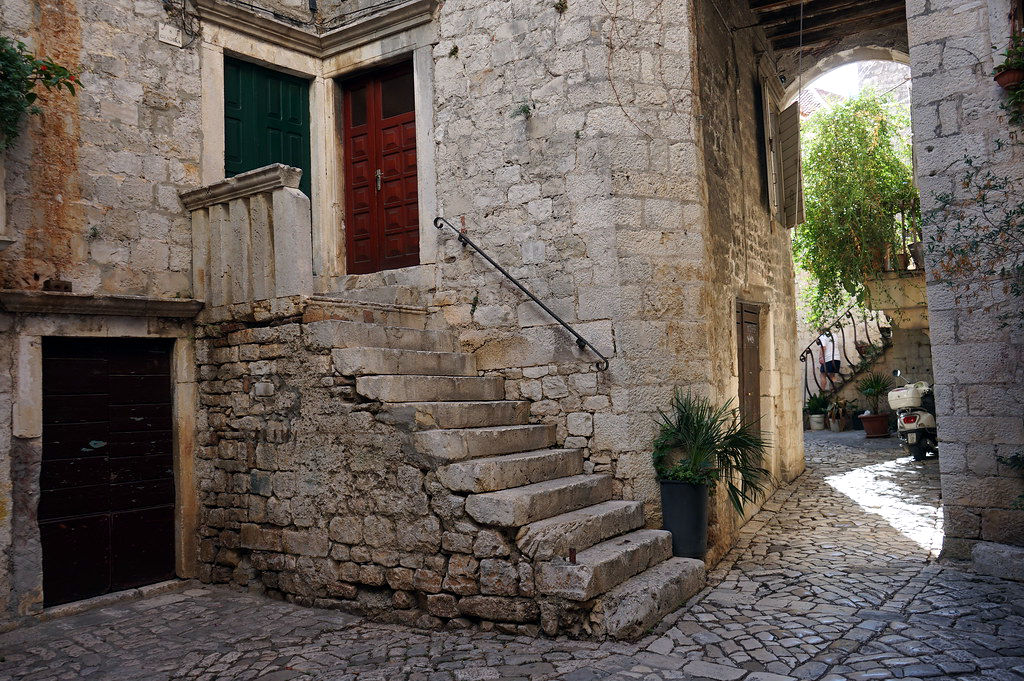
{"left": 179, "top": 164, "right": 302, "bottom": 211}
{"left": 194, "top": 0, "right": 435, "bottom": 59}
{"left": 0, "top": 290, "right": 204, "bottom": 318}
{"left": 320, "top": 0, "right": 436, "bottom": 56}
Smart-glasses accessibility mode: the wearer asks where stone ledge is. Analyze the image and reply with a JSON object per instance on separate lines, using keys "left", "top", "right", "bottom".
{"left": 179, "top": 164, "right": 302, "bottom": 211}
{"left": 0, "top": 290, "right": 204, "bottom": 318}
{"left": 972, "top": 541, "right": 1024, "bottom": 582}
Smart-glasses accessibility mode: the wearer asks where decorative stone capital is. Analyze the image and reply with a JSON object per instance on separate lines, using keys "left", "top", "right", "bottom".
{"left": 178, "top": 164, "right": 303, "bottom": 211}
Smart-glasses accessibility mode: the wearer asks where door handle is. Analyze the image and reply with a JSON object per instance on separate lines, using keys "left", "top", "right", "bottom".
{"left": 375, "top": 169, "right": 382, "bottom": 191}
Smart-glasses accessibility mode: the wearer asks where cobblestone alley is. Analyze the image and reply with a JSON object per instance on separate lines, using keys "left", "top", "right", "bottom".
{"left": 2, "top": 434, "right": 1022, "bottom": 681}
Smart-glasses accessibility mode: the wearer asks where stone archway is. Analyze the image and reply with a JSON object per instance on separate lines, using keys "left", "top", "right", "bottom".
{"left": 780, "top": 45, "right": 910, "bottom": 107}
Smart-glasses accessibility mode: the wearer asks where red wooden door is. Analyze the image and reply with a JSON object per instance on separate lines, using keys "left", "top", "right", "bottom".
{"left": 40, "top": 337, "right": 176, "bottom": 607}
{"left": 736, "top": 303, "right": 761, "bottom": 430}
{"left": 343, "top": 63, "right": 419, "bottom": 274}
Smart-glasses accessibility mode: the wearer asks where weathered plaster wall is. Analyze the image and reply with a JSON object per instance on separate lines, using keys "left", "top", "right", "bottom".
{"left": 693, "top": 0, "right": 805, "bottom": 562}
{"left": 0, "top": 0, "right": 201, "bottom": 297}
{"left": 907, "top": 0, "right": 1024, "bottom": 557}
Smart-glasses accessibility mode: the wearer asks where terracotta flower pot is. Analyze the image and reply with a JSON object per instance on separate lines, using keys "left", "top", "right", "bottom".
{"left": 860, "top": 413, "right": 890, "bottom": 438}
{"left": 995, "top": 68, "right": 1024, "bottom": 89}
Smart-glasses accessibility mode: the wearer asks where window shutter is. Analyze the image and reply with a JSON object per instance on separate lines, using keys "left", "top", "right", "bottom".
{"left": 761, "top": 78, "right": 782, "bottom": 223}
{"left": 778, "top": 101, "right": 804, "bottom": 228}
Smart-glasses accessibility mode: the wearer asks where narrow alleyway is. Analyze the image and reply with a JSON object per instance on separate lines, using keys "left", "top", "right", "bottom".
{"left": 2, "top": 436, "right": 1021, "bottom": 681}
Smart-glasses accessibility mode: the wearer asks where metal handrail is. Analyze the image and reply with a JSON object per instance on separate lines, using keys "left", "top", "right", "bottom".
{"left": 799, "top": 304, "right": 889, "bottom": 398}
{"left": 434, "top": 216, "right": 610, "bottom": 371}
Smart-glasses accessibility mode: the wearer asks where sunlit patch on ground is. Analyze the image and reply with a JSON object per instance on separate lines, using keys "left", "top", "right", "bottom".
{"left": 825, "top": 455, "right": 943, "bottom": 556}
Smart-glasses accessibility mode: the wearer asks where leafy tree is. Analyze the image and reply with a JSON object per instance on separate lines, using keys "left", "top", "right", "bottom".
{"left": 0, "top": 37, "right": 80, "bottom": 149}
{"left": 793, "top": 91, "right": 919, "bottom": 327}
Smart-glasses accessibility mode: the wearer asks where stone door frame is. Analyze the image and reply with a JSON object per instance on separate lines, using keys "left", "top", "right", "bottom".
{"left": 9, "top": 315, "right": 197, "bottom": 617}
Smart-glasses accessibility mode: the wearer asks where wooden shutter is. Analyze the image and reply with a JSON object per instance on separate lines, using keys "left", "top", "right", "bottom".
{"left": 778, "top": 101, "right": 804, "bottom": 228}
{"left": 224, "top": 57, "right": 312, "bottom": 198}
{"left": 761, "top": 78, "right": 782, "bottom": 223}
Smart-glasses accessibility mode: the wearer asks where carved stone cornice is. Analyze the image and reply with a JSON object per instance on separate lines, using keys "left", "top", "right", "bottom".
{"left": 0, "top": 291, "right": 204, "bottom": 318}
{"left": 194, "top": 0, "right": 436, "bottom": 59}
{"left": 179, "top": 163, "right": 302, "bottom": 211}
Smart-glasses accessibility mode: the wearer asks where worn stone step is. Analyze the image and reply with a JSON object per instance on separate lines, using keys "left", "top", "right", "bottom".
{"left": 535, "top": 529, "right": 673, "bottom": 601}
{"left": 382, "top": 401, "right": 530, "bottom": 430}
{"left": 413, "top": 424, "right": 557, "bottom": 465}
{"left": 328, "top": 285, "right": 424, "bottom": 307}
{"left": 333, "top": 347, "right": 476, "bottom": 377}
{"left": 356, "top": 375, "right": 504, "bottom": 403}
{"left": 304, "top": 297, "right": 427, "bottom": 329}
{"left": 465, "top": 474, "right": 613, "bottom": 528}
{"left": 517, "top": 500, "right": 646, "bottom": 561}
{"left": 304, "top": 319, "right": 456, "bottom": 353}
{"left": 594, "top": 557, "right": 706, "bottom": 640}
{"left": 437, "top": 448, "right": 583, "bottom": 493}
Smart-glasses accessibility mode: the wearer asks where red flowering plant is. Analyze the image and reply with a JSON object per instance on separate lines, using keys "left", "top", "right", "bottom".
{"left": 0, "top": 36, "right": 80, "bottom": 149}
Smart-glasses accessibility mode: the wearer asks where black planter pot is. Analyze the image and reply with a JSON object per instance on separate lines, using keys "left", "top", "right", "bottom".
{"left": 659, "top": 480, "right": 709, "bottom": 559}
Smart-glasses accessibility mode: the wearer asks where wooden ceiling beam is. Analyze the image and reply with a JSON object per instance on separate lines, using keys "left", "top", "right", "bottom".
{"left": 770, "top": 10, "right": 906, "bottom": 50}
{"left": 756, "top": 0, "right": 884, "bottom": 29}
{"left": 749, "top": 0, "right": 833, "bottom": 13}
{"left": 767, "top": 1, "right": 906, "bottom": 40}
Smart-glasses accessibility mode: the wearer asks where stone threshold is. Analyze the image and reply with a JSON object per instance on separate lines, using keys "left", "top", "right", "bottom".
{"left": 0, "top": 579, "right": 193, "bottom": 634}
{"left": 0, "top": 290, "right": 204, "bottom": 318}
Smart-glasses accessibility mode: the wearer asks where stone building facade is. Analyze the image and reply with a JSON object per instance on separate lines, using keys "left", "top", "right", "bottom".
{"left": 11, "top": 0, "right": 1016, "bottom": 639}
{"left": 0, "top": 0, "right": 807, "bottom": 635}
{"left": 906, "top": 0, "right": 1024, "bottom": 562}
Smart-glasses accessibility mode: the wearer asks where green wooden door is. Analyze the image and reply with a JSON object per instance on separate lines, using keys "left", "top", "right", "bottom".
{"left": 224, "top": 57, "right": 312, "bottom": 198}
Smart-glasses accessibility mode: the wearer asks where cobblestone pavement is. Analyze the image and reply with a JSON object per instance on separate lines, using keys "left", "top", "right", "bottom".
{"left": 3, "top": 435, "right": 1023, "bottom": 681}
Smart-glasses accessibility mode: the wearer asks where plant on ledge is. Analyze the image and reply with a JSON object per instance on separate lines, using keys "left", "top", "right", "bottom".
{"left": 793, "top": 90, "right": 919, "bottom": 328}
{"left": 994, "top": 31, "right": 1024, "bottom": 125}
{"left": 0, "top": 37, "right": 80, "bottom": 149}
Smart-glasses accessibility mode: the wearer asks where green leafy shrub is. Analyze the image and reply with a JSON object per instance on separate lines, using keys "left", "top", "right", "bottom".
{"left": 794, "top": 91, "right": 919, "bottom": 328}
{"left": 805, "top": 393, "right": 829, "bottom": 415}
{"left": 856, "top": 372, "right": 894, "bottom": 414}
{"left": 652, "top": 391, "right": 772, "bottom": 515}
{"left": 0, "top": 36, "right": 80, "bottom": 149}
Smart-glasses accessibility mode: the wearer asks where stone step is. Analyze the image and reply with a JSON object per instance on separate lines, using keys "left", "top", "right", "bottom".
{"left": 356, "top": 375, "right": 504, "bottom": 403}
{"left": 304, "top": 297, "right": 427, "bottom": 329}
{"left": 327, "top": 285, "right": 424, "bottom": 307}
{"left": 594, "top": 557, "right": 706, "bottom": 640}
{"left": 437, "top": 448, "right": 583, "bottom": 493}
{"left": 333, "top": 347, "right": 476, "bottom": 377}
{"left": 516, "top": 500, "right": 646, "bottom": 561}
{"left": 383, "top": 401, "right": 530, "bottom": 430}
{"left": 413, "top": 424, "right": 557, "bottom": 465}
{"left": 304, "top": 319, "right": 456, "bottom": 353}
{"left": 535, "top": 529, "right": 673, "bottom": 601}
{"left": 465, "top": 474, "right": 614, "bottom": 528}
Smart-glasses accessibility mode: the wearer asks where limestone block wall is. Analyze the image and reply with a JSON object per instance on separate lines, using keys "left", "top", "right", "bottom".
{"left": 907, "top": 0, "right": 1024, "bottom": 557}
{"left": 0, "top": 0, "right": 201, "bottom": 297}
{"left": 692, "top": 0, "right": 805, "bottom": 561}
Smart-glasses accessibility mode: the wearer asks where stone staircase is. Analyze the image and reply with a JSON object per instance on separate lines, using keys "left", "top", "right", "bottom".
{"left": 309, "top": 294, "right": 705, "bottom": 639}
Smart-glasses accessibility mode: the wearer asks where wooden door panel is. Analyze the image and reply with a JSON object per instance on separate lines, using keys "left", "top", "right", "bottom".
{"left": 736, "top": 303, "right": 762, "bottom": 430}
{"left": 41, "top": 338, "right": 175, "bottom": 607}
{"left": 343, "top": 62, "right": 419, "bottom": 274}
{"left": 40, "top": 516, "right": 111, "bottom": 606}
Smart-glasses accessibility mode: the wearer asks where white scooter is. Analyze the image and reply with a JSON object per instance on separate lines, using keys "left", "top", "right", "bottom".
{"left": 888, "top": 369, "right": 938, "bottom": 461}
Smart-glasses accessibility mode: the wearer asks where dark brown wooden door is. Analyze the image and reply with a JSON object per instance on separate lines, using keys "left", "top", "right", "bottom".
{"left": 736, "top": 303, "right": 761, "bottom": 430}
{"left": 40, "top": 337, "right": 176, "bottom": 607}
{"left": 343, "top": 62, "right": 419, "bottom": 274}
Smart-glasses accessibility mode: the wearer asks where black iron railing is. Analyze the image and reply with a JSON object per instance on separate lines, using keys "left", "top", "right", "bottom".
{"left": 434, "top": 216, "right": 610, "bottom": 371}
{"left": 799, "top": 304, "right": 891, "bottom": 398}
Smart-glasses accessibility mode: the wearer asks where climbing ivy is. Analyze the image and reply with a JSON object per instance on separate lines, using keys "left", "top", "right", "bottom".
{"left": 793, "top": 91, "right": 919, "bottom": 328}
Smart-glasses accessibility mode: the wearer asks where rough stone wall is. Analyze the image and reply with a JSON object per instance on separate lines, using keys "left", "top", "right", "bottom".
{"left": 907, "top": 0, "right": 1024, "bottom": 557}
{"left": 0, "top": 0, "right": 201, "bottom": 297}
{"left": 692, "top": 0, "right": 805, "bottom": 561}
{"left": 195, "top": 314, "right": 594, "bottom": 635}
{"left": 0, "top": 318, "right": 12, "bottom": 618}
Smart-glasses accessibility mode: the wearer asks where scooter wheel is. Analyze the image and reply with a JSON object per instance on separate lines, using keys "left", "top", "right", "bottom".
{"left": 908, "top": 444, "right": 928, "bottom": 461}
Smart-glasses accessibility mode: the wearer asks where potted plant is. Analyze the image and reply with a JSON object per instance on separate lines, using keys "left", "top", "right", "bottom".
{"left": 826, "top": 397, "right": 849, "bottom": 432}
{"left": 805, "top": 393, "right": 828, "bottom": 430}
{"left": 652, "top": 391, "right": 772, "bottom": 559}
{"left": 857, "top": 372, "right": 894, "bottom": 438}
{"left": 994, "top": 31, "right": 1024, "bottom": 89}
